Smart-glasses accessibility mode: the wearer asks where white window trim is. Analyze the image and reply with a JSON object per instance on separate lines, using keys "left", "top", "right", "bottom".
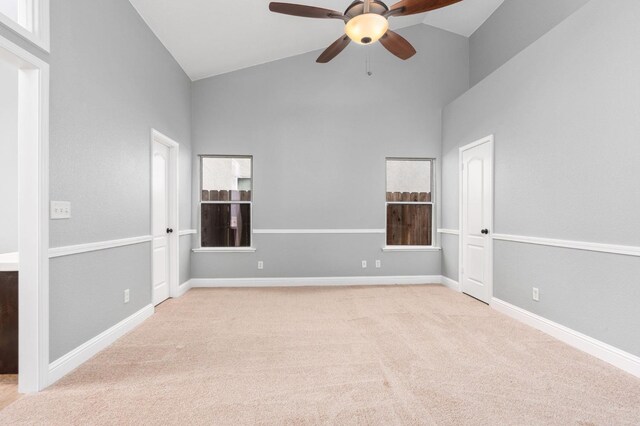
{"left": 384, "top": 158, "right": 436, "bottom": 249}
{"left": 198, "top": 155, "right": 255, "bottom": 252}
{"left": 0, "top": 0, "right": 50, "bottom": 52}
{"left": 193, "top": 247, "right": 257, "bottom": 253}
{"left": 382, "top": 246, "right": 441, "bottom": 252}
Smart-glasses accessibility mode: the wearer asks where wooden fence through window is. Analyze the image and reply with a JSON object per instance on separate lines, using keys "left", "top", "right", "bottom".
{"left": 386, "top": 192, "right": 432, "bottom": 246}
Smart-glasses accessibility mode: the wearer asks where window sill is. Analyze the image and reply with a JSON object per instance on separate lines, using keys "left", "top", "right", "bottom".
{"left": 192, "top": 247, "right": 256, "bottom": 253}
{"left": 382, "top": 246, "right": 441, "bottom": 252}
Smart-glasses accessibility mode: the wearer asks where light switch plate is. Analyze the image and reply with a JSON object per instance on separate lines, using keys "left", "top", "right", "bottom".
{"left": 50, "top": 201, "right": 71, "bottom": 219}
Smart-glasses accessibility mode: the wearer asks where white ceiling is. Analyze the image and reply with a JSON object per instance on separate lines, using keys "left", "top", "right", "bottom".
{"left": 129, "top": 0, "right": 505, "bottom": 81}
{"left": 422, "top": 0, "right": 503, "bottom": 37}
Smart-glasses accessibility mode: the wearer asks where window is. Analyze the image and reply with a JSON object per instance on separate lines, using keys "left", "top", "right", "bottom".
{"left": 0, "top": 0, "right": 50, "bottom": 51}
{"left": 385, "top": 158, "right": 434, "bottom": 247}
{"left": 200, "top": 156, "right": 252, "bottom": 249}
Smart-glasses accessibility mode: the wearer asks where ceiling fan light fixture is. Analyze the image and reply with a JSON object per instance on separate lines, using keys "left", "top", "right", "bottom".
{"left": 345, "top": 13, "right": 389, "bottom": 45}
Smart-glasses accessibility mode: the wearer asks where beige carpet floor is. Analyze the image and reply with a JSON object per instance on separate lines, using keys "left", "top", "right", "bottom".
{"left": 0, "top": 375, "right": 20, "bottom": 411}
{"left": 1, "top": 285, "right": 639, "bottom": 425}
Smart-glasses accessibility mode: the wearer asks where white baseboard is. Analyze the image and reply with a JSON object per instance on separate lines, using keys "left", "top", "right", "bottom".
{"left": 175, "top": 280, "right": 192, "bottom": 297}
{"left": 191, "top": 275, "right": 442, "bottom": 288}
{"left": 491, "top": 298, "right": 640, "bottom": 378}
{"left": 440, "top": 276, "right": 460, "bottom": 292}
{"left": 48, "top": 304, "right": 154, "bottom": 386}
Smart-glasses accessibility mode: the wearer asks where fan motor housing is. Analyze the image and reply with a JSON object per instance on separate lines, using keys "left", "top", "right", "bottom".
{"left": 344, "top": 0, "right": 389, "bottom": 18}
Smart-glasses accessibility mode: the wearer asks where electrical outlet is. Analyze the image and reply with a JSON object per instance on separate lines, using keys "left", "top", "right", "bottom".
{"left": 361, "top": 260, "right": 367, "bottom": 269}
{"left": 124, "top": 289, "right": 130, "bottom": 304}
{"left": 375, "top": 260, "right": 381, "bottom": 268}
{"left": 257, "top": 261, "right": 264, "bottom": 270}
{"left": 50, "top": 201, "right": 71, "bottom": 219}
{"left": 532, "top": 287, "right": 539, "bottom": 302}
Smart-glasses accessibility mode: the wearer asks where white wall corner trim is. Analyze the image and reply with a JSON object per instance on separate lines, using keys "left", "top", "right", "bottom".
{"left": 179, "top": 229, "right": 197, "bottom": 236}
{"left": 176, "top": 280, "right": 192, "bottom": 297}
{"left": 48, "top": 235, "right": 153, "bottom": 258}
{"left": 440, "top": 276, "right": 460, "bottom": 292}
{"left": 48, "top": 304, "right": 154, "bottom": 386}
{"left": 491, "top": 298, "right": 640, "bottom": 379}
{"left": 437, "top": 229, "right": 460, "bottom": 236}
{"left": 252, "top": 229, "right": 386, "bottom": 234}
{"left": 492, "top": 234, "right": 640, "bottom": 258}
{"left": 191, "top": 275, "right": 443, "bottom": 288}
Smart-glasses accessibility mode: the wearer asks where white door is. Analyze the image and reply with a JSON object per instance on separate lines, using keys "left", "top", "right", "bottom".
{"left": 152, "top": 141, "right": 171, "bottom": 306}
{"left": 460, "top": 137, "right": 493, "bottom": 303}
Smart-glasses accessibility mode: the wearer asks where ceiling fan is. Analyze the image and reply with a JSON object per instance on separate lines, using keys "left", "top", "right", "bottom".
{"left": 269, "top": 0, "right": 463, "bottom": 63}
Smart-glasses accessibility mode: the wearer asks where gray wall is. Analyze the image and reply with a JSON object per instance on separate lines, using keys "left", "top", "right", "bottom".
{"left": 440, "top": 233, "right": 458, "bottom": 281}
{"left": 49, "top": 0, "right": 192, "bottom": 247}
{"left": 191, "top": 234, "right": 442, "bottom": 279}
{"left": 191, "top": 24, "right": 469, "bottom": 279}
{"left": 469, "top": 0, "right": 589, "bottom": 86}
{"left": 47, "top": 0, "right": 192, "bottom": 360}
{"left": 494, "top": 242, "right": 640, "bottom": 357}
{"left": 0, "top": 57, "right": 18, "bottom": 254}
{"left": 49, "top": 243, "right": 151, "bottom": 361}
{"left": 0, "top": 0, "right": 191, "bottom": 361}
{"left": 442, "top": 0, "right": 640, "bottom": 355}
{"left": 179, "top": 234, "right": 192, "bottom": 285}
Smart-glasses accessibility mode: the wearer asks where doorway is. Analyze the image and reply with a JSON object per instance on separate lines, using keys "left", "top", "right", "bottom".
{"left": 0, "top": 49, "right": 20, "bottom": 405}
{"left": 459, "top": 135, "right": 494, "bottom": 304}
{"left": 151, "top": 130, "right": 179, "bottom": 306}
{"left": 0, "top": 35, "right": 50, "bottom": 393}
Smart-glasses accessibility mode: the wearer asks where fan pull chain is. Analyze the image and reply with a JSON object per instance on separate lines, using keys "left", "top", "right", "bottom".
{"left": 365, "top": 52, "right": 373, "bottom": 77}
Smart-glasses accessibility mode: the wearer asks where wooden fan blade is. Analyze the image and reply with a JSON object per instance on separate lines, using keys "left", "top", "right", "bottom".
{"left": 379, "top": 30, "right": 416, "bottom": 60}
{"left": 316, "top": 35, "right": 351, "bottom": 63}
{"left": 269, "top": 2, "right": 345, "bottom": 20}
{"left": 387, "top": 0, "right": 463, "bottom": 17}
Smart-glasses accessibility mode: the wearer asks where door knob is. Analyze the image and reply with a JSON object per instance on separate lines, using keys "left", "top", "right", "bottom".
{"left": 166, "top": 228, "right": 174, "bottom": 234}
{"left": 481, "top": 229, "right": 489, "bottom": 235}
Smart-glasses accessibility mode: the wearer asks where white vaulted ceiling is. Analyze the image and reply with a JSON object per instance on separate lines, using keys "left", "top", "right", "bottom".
{"left": 129, "top": 0, "right": 504, "bottom": 80}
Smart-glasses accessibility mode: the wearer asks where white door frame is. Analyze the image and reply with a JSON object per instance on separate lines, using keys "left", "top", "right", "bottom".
{"left": 150, "top": 129, "right": 179, "bottom": 301}
{"left": 458, "top": 135, "right": 494, "bottom": 302}
{"left": 0, "top": 35, "right": 50, "bottom": 392}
